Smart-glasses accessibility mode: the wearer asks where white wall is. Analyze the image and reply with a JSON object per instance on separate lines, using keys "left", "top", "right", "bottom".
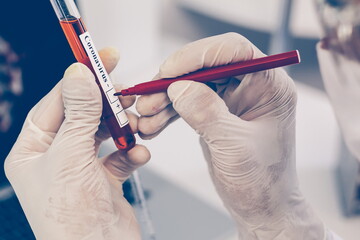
{"left": 77, "top": 0, "right": 161, "bottom": 84}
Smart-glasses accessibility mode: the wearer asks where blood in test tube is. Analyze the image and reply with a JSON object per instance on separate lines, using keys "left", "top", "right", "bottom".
{"left": 59, "top": 17, "right": 135, "bottom": 151}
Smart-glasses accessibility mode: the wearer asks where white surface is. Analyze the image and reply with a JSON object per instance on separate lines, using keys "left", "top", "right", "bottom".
{"left": 176, "top": 0, "right": 323, "bottom": 38}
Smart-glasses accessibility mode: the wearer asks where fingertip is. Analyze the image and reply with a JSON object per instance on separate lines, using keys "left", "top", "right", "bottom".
{"left": 63, "top": 62, "right": 94, "bottom": 80}
{"left": 136, "top": 92, "right": 171, "bottom": 116}
{"left": 138, "top": 132, "right": 155, "bottom": 140}
{"left": 62, "top": 62, "right": 100, "bottom": 101}
{"left": 61, "top": 63, "right": 102, "bottom": 124}
{"left": 99, "top": 47, "right": 120, "bottom": 73}
{"left": 127, "top": 144, "right": 151, "bottom": 166}
{"left": 167, "top": 81, "right": 230, "bottom": 134}
{"left": 126, "top": 111, "right": 139, "bottom": 134}
{"left": 138, "top": 117, "right": 177, "bottom": 140}
{"left": 167, "top": 80, "right": 194, "bottom": 102}
{"left": 114, "top": 83, "right": 136, "bottom": 109}
{"left": 100, "top": 46, "right": 120, "bottom": 60}
{"left": 119, "top": 95, "right": 136, "bottom": 109}
{"left": 137, "top": 116, "right": 155, "bottom": 135}
{"left": 102, "top": 144, "right": 151, "bottom": 182}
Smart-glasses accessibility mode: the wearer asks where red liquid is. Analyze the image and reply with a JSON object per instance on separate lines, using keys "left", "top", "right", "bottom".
{"left": 60, "top": 18, "right": 135, "bottom": 151}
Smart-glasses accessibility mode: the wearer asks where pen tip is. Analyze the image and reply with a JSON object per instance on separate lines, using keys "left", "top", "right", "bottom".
{"left": 295, "top": 50, "right": 301, "bottom": 63}
{"left": 114, "top": 92, "right": 122, "bottom": 96}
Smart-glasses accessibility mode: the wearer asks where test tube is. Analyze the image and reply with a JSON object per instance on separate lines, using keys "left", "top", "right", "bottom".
{"left": 50, "top": 0, "right": 135, "bottom": 150}
{"left": 49, "top": 1, "right": 155, "bottom": 239}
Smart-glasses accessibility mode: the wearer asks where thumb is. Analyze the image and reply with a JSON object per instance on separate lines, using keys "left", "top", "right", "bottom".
{"left": 49, "top": 63, "right": 101, "bottom": 161}
{"left": 102, "top": 145, "right": 151, "bottom": 183}
{"left": 168, "top": 81, "right": 238, "bottom": 140}
{"left": 62, "top": 63, "right": 102, "bottom": 126}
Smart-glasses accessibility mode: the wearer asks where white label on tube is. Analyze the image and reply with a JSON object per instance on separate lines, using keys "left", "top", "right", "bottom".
{"left": 79, "top": 32, "right": 128, "bottom": 128}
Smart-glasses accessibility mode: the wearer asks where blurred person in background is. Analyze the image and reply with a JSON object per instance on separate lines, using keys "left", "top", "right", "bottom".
{"left": 3, "top": 0, "right": 360, "bottom": 239}
{"left": 317, "top": 0, "right": 360, "bottom": 171}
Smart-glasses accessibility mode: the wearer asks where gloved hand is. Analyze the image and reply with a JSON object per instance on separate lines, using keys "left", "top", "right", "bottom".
{"left": 136, "top": 33, "right": 328, "bottom": 239}
{"left": 4, "top": 47, "right": 150, "bottom": 240}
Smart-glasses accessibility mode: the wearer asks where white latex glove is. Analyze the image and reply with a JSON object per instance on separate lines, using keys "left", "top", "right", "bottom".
{"left": 136, "top": 33, "right": 330, "bottom": 239}
{"left": 4, "top": 47, "right": 150, "bottom": 240}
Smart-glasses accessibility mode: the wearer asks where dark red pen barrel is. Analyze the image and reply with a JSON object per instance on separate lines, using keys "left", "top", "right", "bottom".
{"left": 120, "top": 50, "right": 300, "bottom": 96}
{"left": 59, "top": 18, "right": 135, "bottom": 151}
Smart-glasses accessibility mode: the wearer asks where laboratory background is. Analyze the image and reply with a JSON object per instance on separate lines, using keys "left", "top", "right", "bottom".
{"left": 0, "top": 0, "right": 360, "bottom": 239}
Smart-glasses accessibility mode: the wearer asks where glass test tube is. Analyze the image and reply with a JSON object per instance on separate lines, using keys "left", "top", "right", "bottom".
{"left": 49, "top": 2, "right": 155, "bottom": 239}
{"left": 50, "top": 0, "right": 135, "bottom": 151}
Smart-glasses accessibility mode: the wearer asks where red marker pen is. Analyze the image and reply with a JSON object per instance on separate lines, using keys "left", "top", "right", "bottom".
{"left": 50, "top": 0, "right": 135, "bottom": 151}
{"left": 115, "top": 50, "right": 300, "bottom": 96}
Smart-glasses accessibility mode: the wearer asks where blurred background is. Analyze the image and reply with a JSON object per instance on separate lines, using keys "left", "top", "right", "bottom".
{"left": 1, "top": 0, "right": 359, "bottom": 239}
